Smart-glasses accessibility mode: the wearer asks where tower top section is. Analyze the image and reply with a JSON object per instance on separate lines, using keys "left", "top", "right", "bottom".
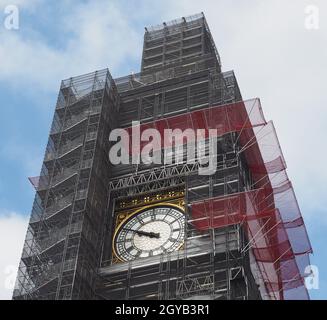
{"left": 141, "top": 13, "right": 221, "bottom": 74}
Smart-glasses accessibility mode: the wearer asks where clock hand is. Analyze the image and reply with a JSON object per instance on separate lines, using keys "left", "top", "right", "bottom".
{"left": 123, "top": 228, "right": 160, "bottom": 239}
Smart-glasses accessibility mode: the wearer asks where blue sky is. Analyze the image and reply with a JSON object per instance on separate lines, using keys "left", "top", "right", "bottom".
{"left": 0, "top": 0, "right": 326, "bottom": 299}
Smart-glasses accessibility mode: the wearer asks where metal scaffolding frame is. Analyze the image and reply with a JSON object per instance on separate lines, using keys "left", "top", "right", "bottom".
{"left": 98, "top": 129, "right": 264, "bottom": 300}
{"left": 96, "top": 13, "right": 261, "bottom": 299}
{"left": 14, "top": 69, "right": 119, "bottom": 300}
{"left": 14, "top": 13, "right": 311, "bottom": 300}
{"left": 142, "top": 12, "right": 221, "bottom": 74}
{"left": 14, "top": 13, "right": 260, "bottom": 300}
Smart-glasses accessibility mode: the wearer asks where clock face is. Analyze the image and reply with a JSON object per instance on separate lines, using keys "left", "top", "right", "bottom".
{"left": 113, "top": 205, "right": 185, "bottom": 262}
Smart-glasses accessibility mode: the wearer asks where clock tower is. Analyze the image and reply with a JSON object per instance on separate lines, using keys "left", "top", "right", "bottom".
{"left": 14, "top": 13, "right": 312, "bottom": 300}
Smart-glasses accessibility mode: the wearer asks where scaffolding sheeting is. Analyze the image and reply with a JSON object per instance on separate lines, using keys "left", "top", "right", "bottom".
{"left": 125, "top": 98, "right": 265, "bottom": 154}
{"left": 121, "top": 98, "right": 312, "bottom": 300}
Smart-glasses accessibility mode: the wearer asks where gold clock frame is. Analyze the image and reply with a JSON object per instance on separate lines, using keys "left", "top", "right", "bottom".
{"left": 112, "top": 200, "right": 185, "bottom": 264}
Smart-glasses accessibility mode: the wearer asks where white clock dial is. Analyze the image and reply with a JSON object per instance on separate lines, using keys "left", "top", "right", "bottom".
{"left": 113, "top": 206, "right": 185, "bottom": 262}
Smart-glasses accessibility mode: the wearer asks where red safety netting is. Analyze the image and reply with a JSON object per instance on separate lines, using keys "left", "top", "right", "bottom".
{"left": 123, "top": 98, "right": 312, "bottom": 299}
{"left": 189, "top": 112, "right": 312, "bottom": 299}
{"left": 125, "top": 99, "right": 266, "bottom": 154}
{"left": 25, "top": 93, "right": 312, "bottom": 299}
{"left": 191, "top": 188, "right": 311, "bottom": 299}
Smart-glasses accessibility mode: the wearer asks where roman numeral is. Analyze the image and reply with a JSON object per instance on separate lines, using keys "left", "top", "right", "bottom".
{"left": 135, "top": 250, "right": 142, "bottom": 258}
{"left": 126, "top": 246, "right": 134, "bottom": 253}
{"left": 163, "top": 209, "right": 172, "bottom": 220}
{"left": 136, "top": 215, "right": 145, "bottom": 225}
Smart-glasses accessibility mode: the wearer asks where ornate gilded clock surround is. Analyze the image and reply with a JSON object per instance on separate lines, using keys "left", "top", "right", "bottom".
{"left": 111, "top": 187, "right": 185, "bottom": 264}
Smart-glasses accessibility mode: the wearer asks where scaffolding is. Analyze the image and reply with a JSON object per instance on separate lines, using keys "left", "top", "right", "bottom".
{"left": 97, "top": 98, "right": 312, "bottom": 300}
{"left": 142, "top": 12, "right": 221, "bottom": 74}
{"left": 14, "top": 13, "right": 312, "bottom": 300}
{"left": 14, "top": 69, "right": 119, "bottom": 299}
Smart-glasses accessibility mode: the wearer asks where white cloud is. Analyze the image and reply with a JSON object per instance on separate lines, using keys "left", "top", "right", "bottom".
{"left": 0, "top": 1, "right": 141, "bottom": 91}
{"left": 0, "top": 0, "right": 40, "bottom": 7}
{"left": 0, "top": 211, "right": 28, "bottom": 300}
{"left": 0, "top": 0, "right": 41, "bottom": 16}
{"left": 0, "top": 139, "right": 43, "bottom": 175}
